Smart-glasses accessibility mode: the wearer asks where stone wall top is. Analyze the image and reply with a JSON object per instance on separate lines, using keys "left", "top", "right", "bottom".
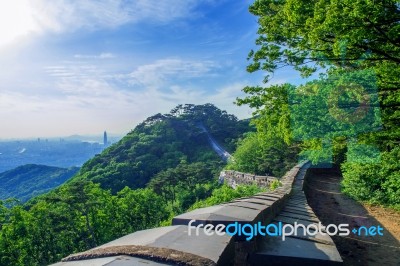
{"left": 219, "top": 170, "right": 278, "bottom": 189}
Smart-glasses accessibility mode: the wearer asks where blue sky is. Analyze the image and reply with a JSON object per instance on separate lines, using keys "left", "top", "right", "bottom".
{"left": 0, "top": 0, "right": 306, "bottom": 139}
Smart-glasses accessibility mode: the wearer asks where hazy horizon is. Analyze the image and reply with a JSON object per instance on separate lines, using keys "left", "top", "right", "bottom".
{"left": 0, "top": 132, "right": 124, "bottom": 141}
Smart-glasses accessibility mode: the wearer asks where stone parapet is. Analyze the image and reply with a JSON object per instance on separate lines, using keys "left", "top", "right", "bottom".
{"left": 219, "top": 170, "right": 278, "bottom": 188}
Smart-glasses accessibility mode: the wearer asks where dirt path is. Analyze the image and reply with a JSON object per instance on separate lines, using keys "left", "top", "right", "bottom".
{"left": 304, "top": 167, "right": 400, "bottom": 266}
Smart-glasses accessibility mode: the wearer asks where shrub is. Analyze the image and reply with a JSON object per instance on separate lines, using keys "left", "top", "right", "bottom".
{"left": 341, "top": 147, "right": 400, "bottom": 207}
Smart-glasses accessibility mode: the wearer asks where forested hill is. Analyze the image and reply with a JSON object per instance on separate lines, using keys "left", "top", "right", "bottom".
{"left": 0, "top": 104, "right": 253, "bottom": 266}
{"left": 0, "top": 164, "right": 79, "bottom": 202}
{"left": 69, "top": 104, "right": 251, "bottom": 192}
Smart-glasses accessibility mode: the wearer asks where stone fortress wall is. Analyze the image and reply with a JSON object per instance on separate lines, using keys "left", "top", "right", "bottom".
{"left": 219, "top": 170, "right": 278, "bottom": 188}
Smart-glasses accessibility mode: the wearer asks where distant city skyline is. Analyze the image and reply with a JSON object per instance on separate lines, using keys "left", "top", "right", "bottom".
{"left": 0, "top": 132, "right": 123, "bottom": 141}
{"left": 103, "top": 131, "right": 108, "bottom": 146}
{"left": 0, "top": 1, "right": 313, "bottom": 139}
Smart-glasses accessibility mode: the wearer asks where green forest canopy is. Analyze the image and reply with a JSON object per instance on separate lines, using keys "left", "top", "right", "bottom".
{"left": 0, "top": 165, "right": 79, "bottom": 202}
{"left": 236, "top": 0, "right": 399, "bottom": 208}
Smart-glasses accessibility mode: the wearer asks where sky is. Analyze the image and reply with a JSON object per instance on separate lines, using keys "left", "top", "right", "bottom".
{"left": 0, "top": 0, "right": 307, "bottom": 139}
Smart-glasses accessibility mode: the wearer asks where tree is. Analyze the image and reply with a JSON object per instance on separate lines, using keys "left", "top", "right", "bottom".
{"left": 241, "top": 0, "right": 399, "bottom": 206}
{"left": 147, "top": 162, "right": 217, "bottom": 212}
{"left": 226, "top": 133, "right": 262, "bottom": 174}
{"left": 115, "top": 188, "right": 168, "bottom": 234}
{"left": 247, "top": 0, "right": 400, "bottom": 74}
{"left": 246, "top": 0, "right": 399, "bottom": 150}
{"left": 236, "top": 83, "right": 299, "bottom": 174}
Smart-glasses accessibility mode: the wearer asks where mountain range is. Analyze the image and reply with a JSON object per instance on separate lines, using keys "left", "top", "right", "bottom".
{"left": 0, "top": 164, "right": 79, "bottom": 202}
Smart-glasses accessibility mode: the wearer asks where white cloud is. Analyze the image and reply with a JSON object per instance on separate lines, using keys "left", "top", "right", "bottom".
{"left": 0, "top": 0, "right": 209, "bottom": 48}
{"left": 74, "top": 53, "right": 115, "bottom": 59}
{"left": 29, "top": 0, "right": 206, "bottom": 33}
{"left": 127, "top": 58, "right": 219, "bottom": 88}
{"left": 0, "top": 1, "right": 40, "bottom": 46}
{"left": 44, "top": 64, "right": 99, "bottom": 82}
{"left": 199, "top": 82, "right": 253, "bottom": 119}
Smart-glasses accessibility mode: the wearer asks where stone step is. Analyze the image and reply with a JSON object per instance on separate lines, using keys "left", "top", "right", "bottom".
{"left": 172, "top": 199, "right": 285, "bottom": 227}
{"left": 249, "top": 232, "right": 342, "bottom": 266}
{"left": 278, "top": 211, "right": 321, "bottom": 223}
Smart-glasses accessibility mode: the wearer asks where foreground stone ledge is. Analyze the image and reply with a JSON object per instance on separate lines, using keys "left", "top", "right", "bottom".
{"left": 52, "top": 225, "right": 234, "bottom": 266}
{"left": 51, "top": 255, "right": 169, "bottom": 265}
{"left": 62, "top": 245, "right": 216, "bottom": 266}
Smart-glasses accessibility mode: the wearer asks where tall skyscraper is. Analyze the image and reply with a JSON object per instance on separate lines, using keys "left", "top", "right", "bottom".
{"left": 103, "top": 131, "right": 108, "bottom": 146}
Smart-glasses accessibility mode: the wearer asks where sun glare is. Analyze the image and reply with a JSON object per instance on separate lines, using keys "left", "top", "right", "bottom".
{"left": 0, "top": 1, "right": 37, "bottom": 47}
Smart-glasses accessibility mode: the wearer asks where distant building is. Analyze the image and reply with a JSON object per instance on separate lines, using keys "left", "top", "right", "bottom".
{"left": 103, "top": 131, "right": 108, "bottom": 146}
